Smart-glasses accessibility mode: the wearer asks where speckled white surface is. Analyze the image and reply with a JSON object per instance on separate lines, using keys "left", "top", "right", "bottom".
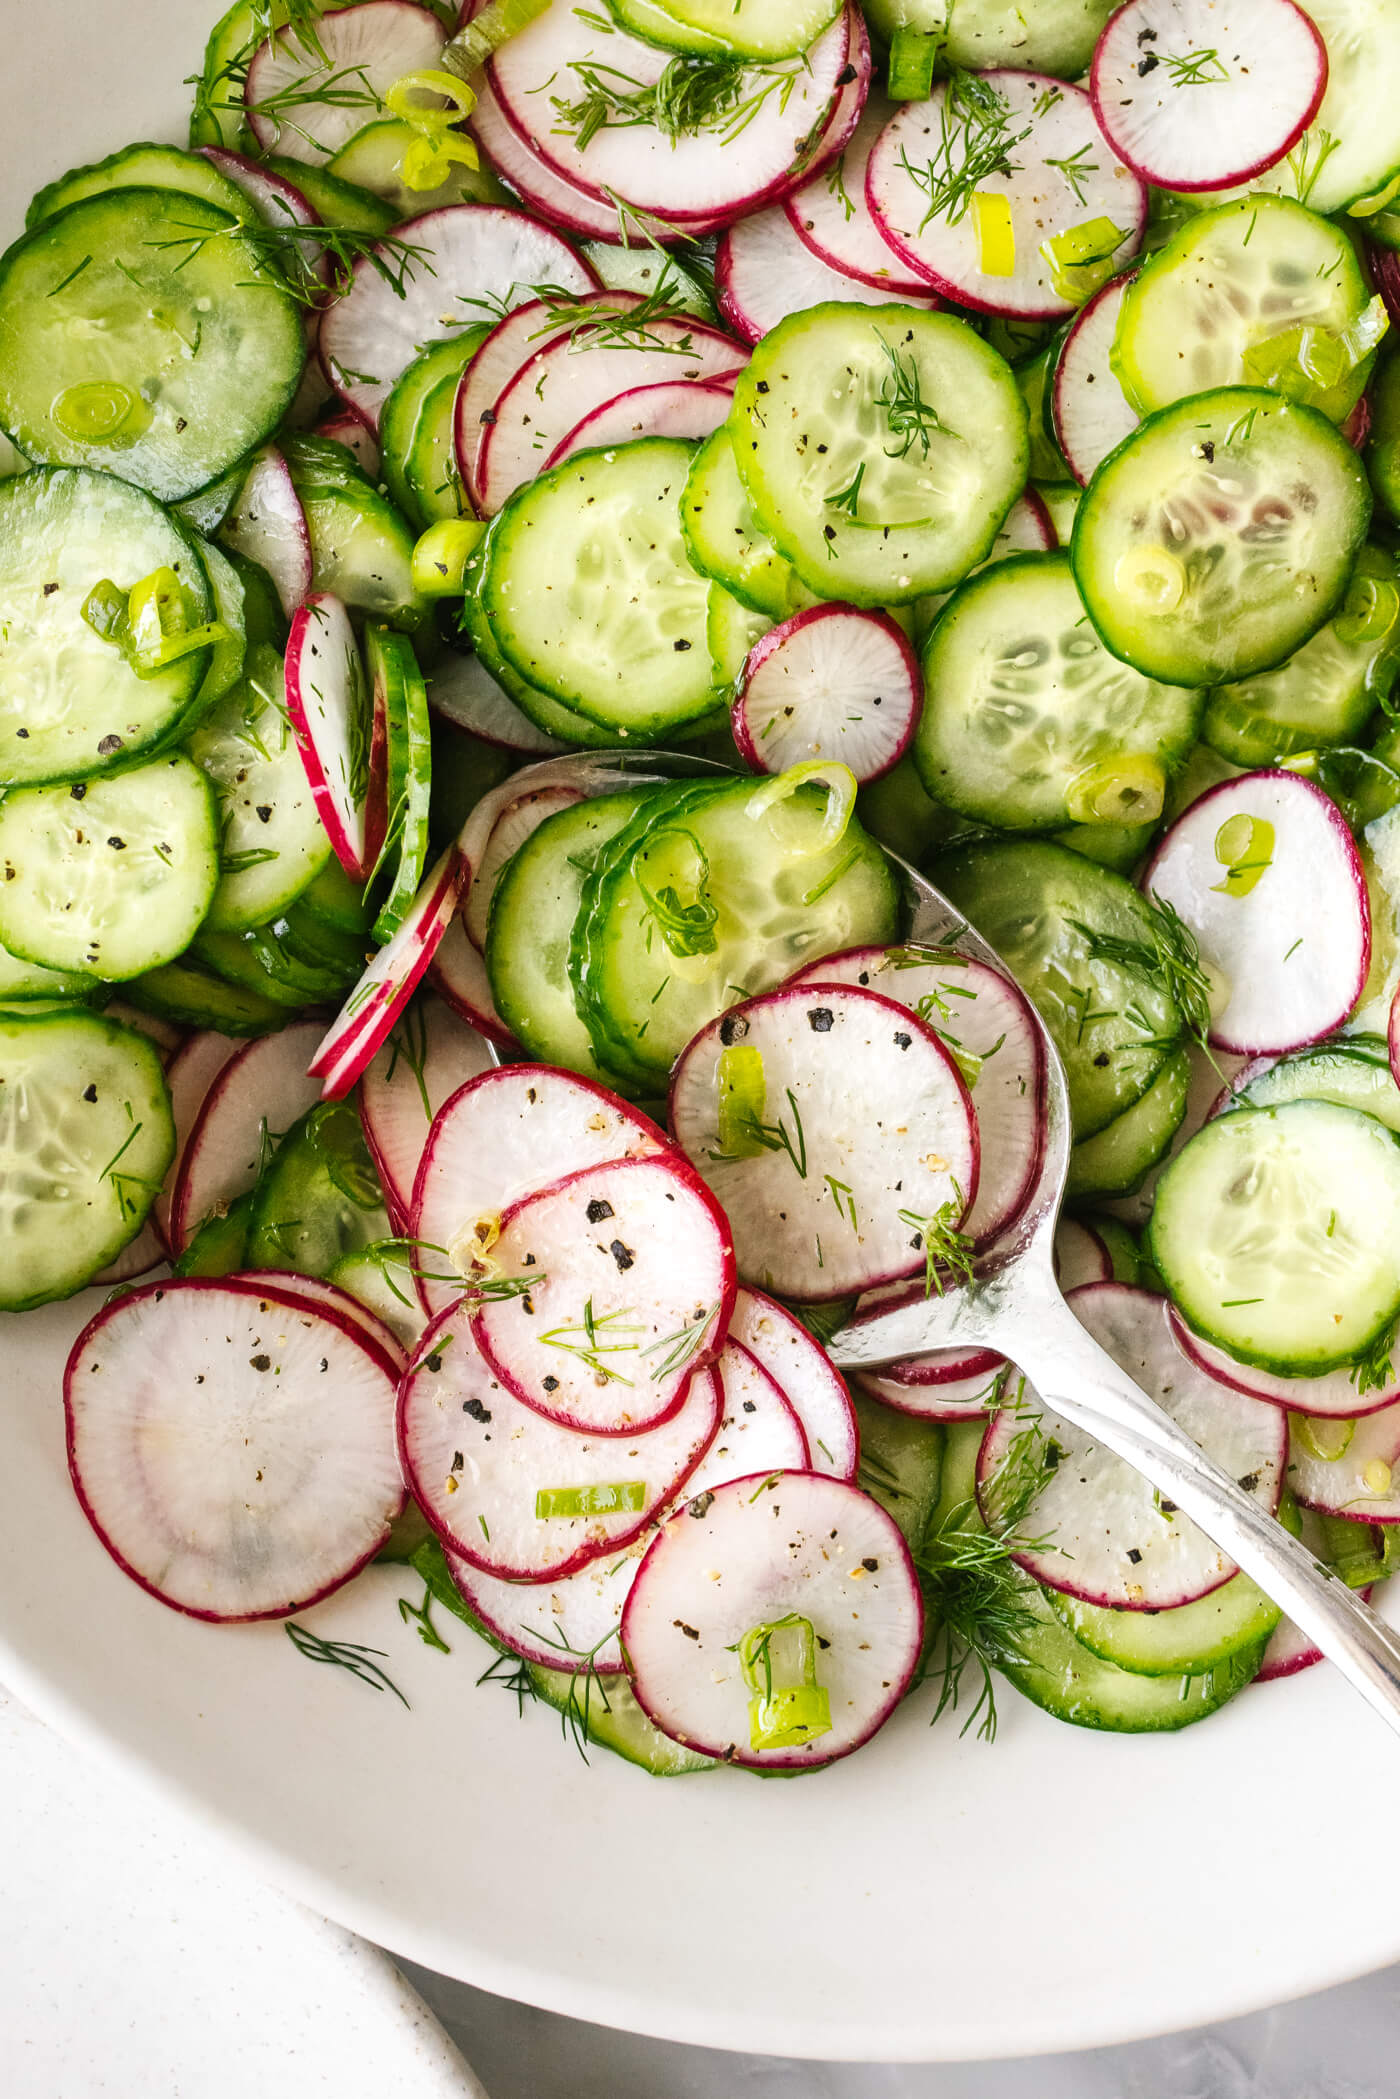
{"left": 0, "top": 1685, "right": 486, "bottom": 2099}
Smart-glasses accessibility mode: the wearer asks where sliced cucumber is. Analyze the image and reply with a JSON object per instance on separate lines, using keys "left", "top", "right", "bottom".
{"left": 261, "top": 154, "right": 398, "bottom": 237}
{"left": 25, "top": 142, "right": 249, "bottom": 230}
{"left": 328, "top": 119, "right": 507, "bottom": 218}
{"left": 1149, "top": 1100, "right": 1400, "bottom": 1373}
{"left": 1369, "top": 349, "right": 1400, "bottom": 527}
{"left": 681, "top": 428, "right": 809, "bottom": 620}
{"left": 379, "top": 333, "right": 486, "bottom": 533}
{"left": 731, "top": 304, "right": 1028, "bottom": 607}
{"left": 865, "top": 0, "right": 1115, "bottom": 78}
{"left": 933, "top": 838, "right": 1182, "bottom": 1138}
{"left": 174, "top": 1185, "right": 255, "bottom": 1277}
{"left": 582, "top": 239, "right": 715, "bottom": 318}
{"left": 123, "top": 955, "right": 290, "bottom": 1035}
{"left": 0, "top": 755, "right": 219, "bottom": 981}
{"left": 367, "top": 625, "right": 432, "bottom": 942}
{"left": 1235, "top": 0, "right": 1400, "bottom": 215}
{"left": 283, "top": 435, "right": 421, "bottom": 627}
{"left": 297, "top": 854, "right": 376, "bottom": 938}
{"left": 1219, "top": 1040, "right": 1400, "bottom": 1133}
{"left": 486, "top": 788, "right": 653, "bottom": 1080}
{"left": 1047, "top": 1567, "right": 1281, "bottom": 1678}
{"left": 190, "top": 537, "right": 250, "bottom": 722}
{"left": 0, "top": 941, "right": 95, "bottom": 1004}
{"left": 1071, "top": 388, "right": 1371, "bottom": 686}
{"left": 526, "top": 1662, "right": 715, "bottom": 1775}
{"left": 187, "top": 641, "right": 333, "bottom": 930}
{"left": 189, "top": 0, "right": 364, "bottom": 151}
{"left": 1112, "top": 197, "right": 1375, "bottom": 421}
{"left": 1065, "top": 1047, "right": 1190, "bottom": 1200}
{"left": 629, "top": 0, "right": 839, "bottom": 59}
{"left": 914, "top": 552, "right": 1200, "bottom": 831}
{"left": 245, "top": 1098, "right": 390, "bottom": 1276}
{"left": 0, "top": 190, "right": 304, "bottom": 503}
{"left": 1005, "top": 1577, "right": 1265, "bottom": 1729}
{"left": 0, "top": 1008, "right": 175, "bottom": 1307}
{"left": 175, "top": 463, "right": 248, "bottom": 539}
{"left": 852, "top": 1389, "right": 945, "bottom": 1553}
{"left": 706, "top": 583, "right": 772, "bottom": 688}
{"left": 457, "top": 576, "right": 619, "bottom": 749}
{"left": 480, "top": 439, "right": 720, "bottom": 738}
{"left": 0, "top": 467, "right": 217, "bottom": 788}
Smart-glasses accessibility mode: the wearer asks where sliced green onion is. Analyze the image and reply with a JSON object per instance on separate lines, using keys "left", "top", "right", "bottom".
{"left": 441, "top": 0, "right": 549, "bottom": 80}
{"left": 747, "top": 761, "right": 857, "bottom": 857}
{"left": 80, "top": 578, "right": 129, "bottom": 644}
{"left": 1319, "top": 1513, "right": 1392, "bottom": 1589}
{"left": 1241, "top": 295, "right": 1390, "bottom": 422}
{"left": 735, "top": 1613, "right": 832, "bottom": 1752}
{"left": 400, "top": 129, "right": 481, "bottom": 189}
{"left": 971, "top": 192, "right": 1016, "bottom": 278}
{"left": 1039, "top": 218, "right": 1125, "bottom": 305}
{"left": 51, "top": 379, "right": 149, "bottom": 445}
{"left": 887, "top": 23, "right": 943, "bottom": 101}
{"left": 534, "top": 1481, "right": 646, "bottom": 1519}
{"left": 82, "top": 567, "right": 226, "bottom": 677}
{"left": 717, "top": 1043, "right": 768, "bottom": 1159}
{"left": 385, "top": 68, "right": 477, "bottom": 128}
{"left": 1292, "top": 1412, "right": 1354, "bottom": 1462}
{"left": 1210, "top": 811, "right": 1275, "bottom": 898}
{"left": 1064, "top": 754, "right": 1166, "bottom": 826}
{"left": 635, "top": 825, "right": 719, "bottom": 959}
{"left": 411, "top": 517, "right": 484, "bottom": 597}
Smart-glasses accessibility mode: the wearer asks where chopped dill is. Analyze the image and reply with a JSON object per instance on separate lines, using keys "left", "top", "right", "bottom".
{"left": 895, "top": 70, "right": 1031, "bottom": 231}
{"left": 551, "top": 51, "right": 807, "bottom": 153}
{"left": 897, "top": 1194, "right": 975, "bottom": 1298}
{"left": 285, "top": 1621, "right": 409, "bottom": 1706}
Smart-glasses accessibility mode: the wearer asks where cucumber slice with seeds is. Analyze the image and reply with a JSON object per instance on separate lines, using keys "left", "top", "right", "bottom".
{"left": 25, "top": 141, "right": 250, "bottom": 230}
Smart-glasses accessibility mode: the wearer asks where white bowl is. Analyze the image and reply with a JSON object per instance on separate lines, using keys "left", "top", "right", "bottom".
{"left": 5, "top": 1, "right": 1400, "bottom": 2062}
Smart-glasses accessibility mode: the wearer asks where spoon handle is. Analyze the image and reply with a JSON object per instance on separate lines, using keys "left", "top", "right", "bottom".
{"left": 992, "top": 1285, "right": 1400, "bottom": 1736}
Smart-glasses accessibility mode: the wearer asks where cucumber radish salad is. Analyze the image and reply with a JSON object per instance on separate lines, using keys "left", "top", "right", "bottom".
{"left": 6, "top": 0, "right": 1400, "bottom": 1777}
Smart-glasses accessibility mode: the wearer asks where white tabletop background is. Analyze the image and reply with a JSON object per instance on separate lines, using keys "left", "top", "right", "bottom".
{"left": 6, "top": 1674, "right": 1400, "bottom": 2099}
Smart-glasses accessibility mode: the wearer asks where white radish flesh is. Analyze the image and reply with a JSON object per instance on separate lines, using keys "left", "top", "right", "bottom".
{"left": 447, "top": 1535, "right": 643, "bottom": 1673}
{"left": 622, "top": 1469, "right": 923, "bottom": 1769}
{"left": 219, "top": 447, "right": 312, "bottom": 618}
{"left": 717, "top": 204, "right": 936, "bottom": 346}
{"left": 399, "top": 1311, "right": 722, "bottom": 1578}
{"left": 669, "top": 982, "right": 978, "bottom": 1301}
{"left": 681, "top": 1340, "right": 809, "bottom": 1500}
{"left": 155, "top": 1031, "right": 243, "bottom": 1252}
{"left": 1144, "top": 770, "right": 1371, "bottom": 1055}
{"left": 245, "top": 1, "right": 447, "bottom": 165}
{"left": 453, "top": 296, "right": 632, "bottom": 511}
{"left": 358, "top": 995, "right": 496, "bottom": 1229}
{"left": 1090, "top": 0, "right": 1327, "bottom": 192}
{"left": 1054, "top": 1216, "right": 1113, "bottom": 1292}
{"left": 855, "top": 1361, "right": 1007, "bottom": 1422}
{"left": 469, "top": 71, "right": 681, "bottom": 242}
{"left": 787, "top": 944, "right": 1044, "bottom": 1249}
{"left": 425, "top": 650, "right": 567, "bottom": 754}
{"left": 169, "top": 1022, "right": 324, "bottom": 1254}
{"left": 316, "top": 407, "right": 380, "bottom": 477}
{"left": 1051, "top": 273, "right": 1140, "bottom": 487}
{"left": 284, "top": 593, "right": 372, "bottom": 881}
{"left": 728, "top": 1285, "right": 858, "bottom": 1480}
{"left": 471, "top": 1153, "right": 736, "bottom": 1433}
{"left": 410, "top": 1064, "right": 669, "bottom": 1318}
{"left": 1286, "top": 1402, "right": 1400, "bottom": 1521}
{"left": 544, "top": 380, "right": 737, "bottom": 469}
{"left": 463, "top": 785, "right": 586, "bottom": 949}
{"left": 731, "top": 606, "right": 921, "bottom": 786}
{"left": 310, "top": 845, "right": 469, "bottom": 1097}
{"left": 979, "top": 1283, "right": 1286, "bottom": 1609}
{"left": 235, "top": 1267, "right": 408, "bottom": 1376}
{"left": 66, "top": 1277, "right": 403, "bottom": 1620}
{"left": 1168, "top": 1305, "right": 1400, "bottom": 1421}
{"left": 785, "top": 94, "right": 935, "bottom": 295}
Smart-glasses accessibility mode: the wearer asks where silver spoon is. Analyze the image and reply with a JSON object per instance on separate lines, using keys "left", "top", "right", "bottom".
{"left": 479, "top": 746, "right": 1400, "bottom": 1735}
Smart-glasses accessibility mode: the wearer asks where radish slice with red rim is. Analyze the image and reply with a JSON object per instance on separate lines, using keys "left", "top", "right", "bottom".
{"left": 197, "top": 148, "right": 327, "bottom": 286}
{"left": 489, "top": 1, "right": 850, "bottom": 226}
{"left": 154, "top": 1030, "right": 243, "bottom": 1252}
{"left": 670, "top": 981, "right": 978, "bottom": 1301}
{"left": 169, "top": 1021, "right": 324, "bottom": 1255}
{"left": 1054, "top": 1216, "right": 1113, "bottom": 1292}
{"left": 681, "top": 1340, "right": 809, "bottom": 1499}
{"left": 399, "top": 1309, "right": 722, "bottom": 1578}
{"left": 1168, "top": 1304, "right": 1400, "bottom": 1421}
{"left": 245, "top": 1, "right": 447, "bottom": 164}
{"left": 285, "top": 593, "right": 372, "bottom": 881}
{"left": 310, "top": 845, "right": 470, "bottom": 1096}
{"left": 855, "top": 1359, "right": 1008, "bottom": 1422}
{"left": 219, "top": 446, "right": 311, "bottom": 619}
{"left": 622, "top": 1469, "right": 923, "bottom": 1770}
{"left": 93, "top": 1222, "right": 165, "bottom": 1288}
{"left": 716, "top": 204, "right": 936, "bottom": 346}
{"left": 463, "top": 785, "right": 586, "bottom": 950}
{"left": 731, "top": 606, "right": 921, "bottom": 786}
{"left": 1256, "top": 1615, "right": 1323, "bottom": 1682}
{"left": 1287, "top": 1402, "right": 1400, "bottom": 1520}
{"left": 729, "top": 1285, "right": 858, "bottom": 1480}
{"left": 867, "top": 73, "right": 1147, "bottom": 318}
{"left": 1090, "top": 0, "right": 1328, "bottom": 193}
{"left": 231, "top": 1268, "right": 408, "bottom": 1376}
{"left": 477, "top": 314, "right": 743, "bottom": 515}
{"left": 978, "top": 1282, "right": 1286, "bottom": 1610}
{"left": 469, "top": 72, "right": 685, "bottom": 243}
{"left": 358, "top": 994, "right": 496, "bottom": 1229}
{"left": 446, "top": 1535, "right": 643, "bottom": 1673}
{"left": 410, "top": 1064, "right": 669, "bottom": 1318}
{"left": 785, "top": 94, "right": 935, "bottom": 296}
{"left": 425, "top": 650, "right": 568, "bottom": 754}
{"left": 319, "top": 203, "right": 598, "bottom": 425}
{"left": 1051, "top": 273, "right": 1139, "bottom": 487}
{"left": 471, "top": 1152, "right": 736, "bottom": 1433}
{"left": 316, "top": 406, "right": 380, "bottom": 478}
{"left": 843, "top": 1295, "right": 1004, "bottom": 1385}
{"left": 66, "top": 1276, "right": 404, "bottom": 1621}
{"left": 429, "top": 917, "right": 516, "bottom": 1047}
{"left": 453, "top": 295, "right": 633, "bottom": 511}
{"left": 1143, "top": 770, "right": 1371, "bottom": 1055}
{"left": 544, "top": 379, "right": 738, "bottom": 470}
{"left": 786, "top": 944, "right": 1044, "bottom": 1249}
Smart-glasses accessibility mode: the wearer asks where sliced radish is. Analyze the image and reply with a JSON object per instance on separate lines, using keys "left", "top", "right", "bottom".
{"left": 476, "top": 313, "right": 743, "bottom": 515}
{"left": 868, "top": 74, "right": 1147, "bottom": 318}
{"left": 410, "top": 1064, "right": 669, "bottom": 1317}
{"left": 471, "top": 1153, "right": 736, "bottom": 1434}
{"left": 856, "top": 1359, "right": 1007, "bottom": 1423}
{"left": 1090, "top": 0, "right": 1328, "bottom": 193}
{"left": 1169, "top": 1305, "right": 1400, "bottom": 1421}
{"left": 462, "top": 785, "right": 585, "bottom": 949}
{"left": 622, "top": 1469, "right": 923, "bottom": 1770}
{"left": 245, "top": 1, "right": 447, "bottom": 165}
{"left": 219, "top": 447, "right": 312, "bottom": 618}
{"left": 490, "top": 2, "right": 849, "bottom": 226}
{"left": 679, "top": 1339, "right": 809, "bottom": 1501}
{"left": 1051, "top": 273, "right": 1140, "bottom": 487}
{"left": 154, "top": 1031, "right": 243, "bottom": 1252}
{"left": 728, "top": 1285, "right": 858, "bottom": 1481}
{"left": 399, "top": 1309, "right": 722, "bottom": 1578}
{"left": 319, "top": 204, "right": 598, "bottom": 424}
{"left": 446, "top": 1534, "right": 643, "bottom": 1673}
{"left": 197, "top": 147, "right": 325, "bottom": 266}
{"left": 786, "top": 945, "right": 1044, "bottom": 1250}
{"left": 316, "top": 406, "right": 380, "bottom": 478}
{"left": 1054, "top": 1216, "right": 1113, "bottom": 1292}
{"left": 731, "top": 606, "right": 921, "bottom": 786}
{"left": 310, "top": 845, "right": 470, "bottom": 1097}
{"left": 425, "top": 649, "right": 567, "bottom": 755}
{"left": 285, "top": 593, "right": 372, "bottom": 880}
{"left": 1143, "top": 770, "right": 1370, "bottom": 1056}
{"left": 234, "top": 1268, "right": 408, "bottom": 1377}
{"left": 453, "top": 295, "right": 632, "bottom": 509}
{"left": 716, "top": 204, "right": 935, "bottom": 346}
{"left": 669, "top": 982, "right": 978, "bottom": 1301}
{"left": 978, "top": 1282, "right": 1287, "bottom": 1609}
{"left": 93, "top": 1222, "right": 166, "bottom": 1288}
{"left": 785, "top": 93, "right": 935, "bottom": 296}
{"left": 1374, "top": 243, "right": 1400, "bottom": 331}
{"left": 469, "top": 71, "right": 679, "bottom": 243}
{"left": 1255, "top": 1503, "right": 1352, "bottom": 1680}
{"left": 66, "top": 1277, "right": 404, "bottom": 1621}
{"left": 844, "top": 1291, "right": 1005, "bottom": 1386}
{"left": 429, "top": 917, "right": 516, "bottom": 1047}
{"left": 104, "top": 1000, "right": 186, "bottom": 1056}
{"left": 1287, "top": 1403, "right": 1400, "bottom": 1521}
{"left": 543, "top": 379, "right": 737, "bottom": 470}
{"left": 168, "top": 1022, "right": 324, "bottom": 1256}
{"left": 358, "top": 994, "right": 496, "bottom": 1229}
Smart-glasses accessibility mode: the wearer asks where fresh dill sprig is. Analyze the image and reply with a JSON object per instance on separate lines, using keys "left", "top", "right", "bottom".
{"left": 479, "top": 1621, "right": 625, "bottom": 1762}
{"left": 895, "top": 70, "right": 1031, "bottom": 231}
{"left": 245, "top": 58, "right": 383, "bottom": 155}
{"left": 526, "top": 271, "right": 704, "bottom": 356}
{"left": 551, "top": 51, "right": 805, "bottom": 153}
{"left": 743, "top": 1087, "right": 809, "bottom": 1179}
{"left": 147, "top": 216, "right": 429, "bottom": 308}
{"left": 642, "top": 1303, "right": 718, "bottom": 1382}
{"left": 1043, "top": 142, "right": 1098, "bottom": 207}
{"left": 185, "top": 0, "right": 331, "bottom": 134}
{"left": 383, "top": 1004, "right": 433, "bottom": 1121}
{"left": 824, "top": 154, "right": 856, "bottom": 221}
{"left": 398, "top": 1583, "right": 451, "bottom": 1654}
{"left": 285, "top": 1621, "right": 410, "bottom": 1705}
{"left": 1069, "top": 892, "right": 1214, "bottom": 1053}
{"left": 1287, "top": 127, "right": 1340, "bottom": 208}
{"left": 897, "top": 1194, "right": 975, "bottom": 1298}
{"left": 875, "top": 334, "right": 954, "bottom": 461}
{"left": 1160, "top": 47, "right": 1230, "bottom": 85}
{"left": 824, "top": 463, "right": 866, "bottom": 518}
{"left": 1352, "top": 1324, "right": 1397, "bottom": 1399}
{"left": 541, "top": 1297, "right": 645, "bottom": 1385}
